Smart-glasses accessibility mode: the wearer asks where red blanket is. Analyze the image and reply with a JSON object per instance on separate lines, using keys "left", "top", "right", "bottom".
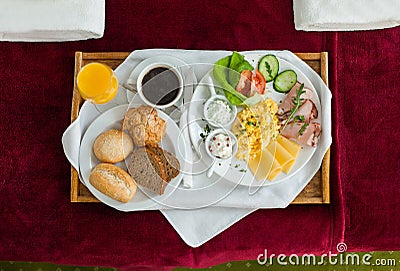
{"left": 0, "top": 0, "right": 397, "bottom": 270}
{"left": 337, "top": 29, "right": 400, "bottom": 251}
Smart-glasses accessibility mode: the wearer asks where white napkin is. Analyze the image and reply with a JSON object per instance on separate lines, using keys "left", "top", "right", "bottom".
{"left": 161, "top": 207, "right": 257, "bottom": 247}
{"left": 293, "top": 0, "right": 400, "bottom": 31}
{"left": 62, "top": 49, "right": 332, "bottom": 247}
{"left": 0, "top": 0, "right": 105, "bottom": 42}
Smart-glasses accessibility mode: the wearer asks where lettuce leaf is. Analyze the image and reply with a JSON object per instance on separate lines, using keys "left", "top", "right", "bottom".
{"left": 228, "top": 51, "right": 254, "bottom": 86}
{"left": 213, "top": 55, "right": 246, "bottom": 105}
{"left": 212, "top": 52, "right": 254, "bottom": 106}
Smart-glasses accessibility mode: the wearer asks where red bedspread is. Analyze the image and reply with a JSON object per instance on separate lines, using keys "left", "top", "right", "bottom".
{"left": 0, "top": 0, "right": 398, "bottom": 270}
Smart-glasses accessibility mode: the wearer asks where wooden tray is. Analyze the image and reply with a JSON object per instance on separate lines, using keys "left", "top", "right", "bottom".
{"left": 70, "top": 51, "right": 330, "bottom": 204}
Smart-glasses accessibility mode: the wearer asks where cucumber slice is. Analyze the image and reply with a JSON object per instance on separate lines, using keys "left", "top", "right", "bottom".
{"left": 273, "top": 70, "right": 297, "bottom": 93}
{"left": 258, "top": 54, "right": 279, "bottom": 82}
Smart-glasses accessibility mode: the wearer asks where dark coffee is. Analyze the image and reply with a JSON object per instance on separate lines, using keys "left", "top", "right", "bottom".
{"left": 141, "top": 67, "right": 180, "bottom": 106}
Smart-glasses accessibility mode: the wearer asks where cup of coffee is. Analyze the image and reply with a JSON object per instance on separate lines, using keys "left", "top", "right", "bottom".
{"left": 136, "top": 63, "right": 183, "bottom": 109}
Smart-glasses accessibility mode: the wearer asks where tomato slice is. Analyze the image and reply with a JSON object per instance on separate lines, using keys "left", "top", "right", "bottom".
{"left": 252, "top": 70, "right": 266, "bottom": 95}
{"left": 235, "top": 70, "right": 266, "bottom": 97}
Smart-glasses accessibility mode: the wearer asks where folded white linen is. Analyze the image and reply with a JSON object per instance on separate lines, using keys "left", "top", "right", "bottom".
{"left": 0, "top": 0, "right": 105, "bottom": 42}
{"left": 161, "top": 207, "right": 257, "bottom": 247}
{"left": 293, "top": 0, "right": 400, "bottom": 31}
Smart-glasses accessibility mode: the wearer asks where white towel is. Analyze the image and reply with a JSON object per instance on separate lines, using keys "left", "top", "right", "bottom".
{"left": 293, "top": 0, "right": 400, "bottom": 31}
{"left": 0, "top": 0, "right": 105, "bottom": 42}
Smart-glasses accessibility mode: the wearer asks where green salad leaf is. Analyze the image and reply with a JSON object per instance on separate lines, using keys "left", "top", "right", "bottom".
{"left": 212, "top": 52, "right": 253, "bottom": 106}
{"left": 228, "top": 51, "right": 253, "bottom": 86}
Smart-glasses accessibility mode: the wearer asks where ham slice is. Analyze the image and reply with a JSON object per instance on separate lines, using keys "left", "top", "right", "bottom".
{"left": 235, "top": 70, "right": 252, "bottom": 97}
{"left": 277, "top": 82, "right": 314, "bottom": 116}
{"left": 281, "top": 121, "right": 321, "bottom": 147}
{"left": 278, "top": 99, "right": 318, "bottom": 125}
{"left": 277, "top": 81, "right": 321, "bottom": 147}
{"left": 292, "top": 99, "right": 318, "bottom": 122}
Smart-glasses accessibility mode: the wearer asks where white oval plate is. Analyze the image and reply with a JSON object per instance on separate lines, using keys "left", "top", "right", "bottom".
{"left": 188, "top": 53, "right": 321, "bottom": 187}
{"left": 79, "top": 103, "right": 186, "bottom": 211}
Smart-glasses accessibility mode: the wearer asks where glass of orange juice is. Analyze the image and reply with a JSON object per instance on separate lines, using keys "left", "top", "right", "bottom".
{"left": 77, "top": 62, "right": 118, "bottom": 104}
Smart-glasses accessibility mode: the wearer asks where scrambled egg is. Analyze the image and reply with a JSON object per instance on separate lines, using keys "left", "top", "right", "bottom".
{"left": 231, "top": 98, "right": 280, "bottom": 161}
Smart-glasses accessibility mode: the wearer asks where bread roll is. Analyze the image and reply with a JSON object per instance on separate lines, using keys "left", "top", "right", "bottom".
{"left": 89, "top": 163, "right": 137, "bottom": 203}
{"left": 93, "top": 129, "right": 133, "bottom": 163}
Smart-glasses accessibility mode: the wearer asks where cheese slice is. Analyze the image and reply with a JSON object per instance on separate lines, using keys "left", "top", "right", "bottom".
{"left": 276, "top": 135, "right": 301, "bottom": 158}
{"left": 248, "top": 149, "right": 282, "bottom": 181}
{"left": 267, "top": 141, "right": 296, "bottom": 174}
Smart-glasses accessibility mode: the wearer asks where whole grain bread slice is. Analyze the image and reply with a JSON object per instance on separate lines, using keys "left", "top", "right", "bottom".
{"left": 128, "top": 147, "right": 167, "bottom": 195}
{"left": 148, "top": 146, "right": 180, "bottom": 181}
{"left": 145, "top": 147, "right": 167, "bottom": 181}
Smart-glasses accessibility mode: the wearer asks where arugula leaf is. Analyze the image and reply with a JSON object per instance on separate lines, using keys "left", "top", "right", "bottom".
{"left": 200, "top": 124, "right": 212, "bottom": 142}
{"left": 280, "top": 83, "right": 305, "bottom": 132}
{"left": 298, "top": 122, "right": 310, "bottom": 136}
{"left": 293, "top": 115, "right": 305, "bottom": 122}
{"left": 264, "top": 61, "right": 273, "bottom": 79}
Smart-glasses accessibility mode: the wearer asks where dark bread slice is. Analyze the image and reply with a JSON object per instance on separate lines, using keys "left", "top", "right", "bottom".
{"left": 164, "top": 151, "right": 180, "bottom": 180}
{"left": 148, "top": 146, "right": 180, "bottom": 181}
{"left": 145, "top": 147, "right": 167, "bottom": 181}
{"left": 127, "top": 147, "right": 167, "bottom": 195}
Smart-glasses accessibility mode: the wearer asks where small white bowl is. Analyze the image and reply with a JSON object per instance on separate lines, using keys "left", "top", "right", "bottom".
{"left": 136, "top": 62, "right": 184, "bottom": 109}
{"left": 203, "top": 92, "right": 237, "bottom": 128}
{"left": 204, "top": 128, "right": 238, "bottom": 177}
